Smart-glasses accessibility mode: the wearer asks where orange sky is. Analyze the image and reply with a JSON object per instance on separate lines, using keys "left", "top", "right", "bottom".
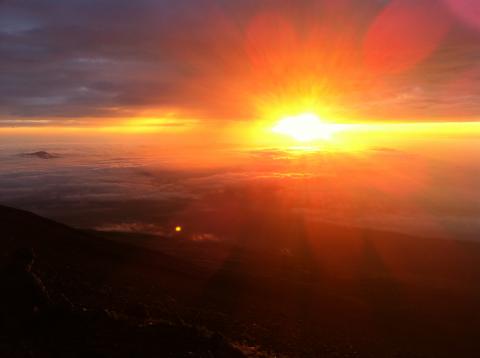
{"left": 1, "top": 0, "right": 480, "bottom": 134}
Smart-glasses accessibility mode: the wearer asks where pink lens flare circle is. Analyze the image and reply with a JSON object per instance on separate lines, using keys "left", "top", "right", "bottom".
{"left": 446, "top": 0, "right": 480, "bottom": 30}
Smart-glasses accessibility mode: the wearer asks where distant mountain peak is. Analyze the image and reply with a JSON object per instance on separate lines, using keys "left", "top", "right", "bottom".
{"left": 21, "top": 151, "right": 60, "bottom": 159}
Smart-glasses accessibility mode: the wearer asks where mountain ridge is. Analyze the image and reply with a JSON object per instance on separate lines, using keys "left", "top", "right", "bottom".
{"left": 2, "top": 204, "right": 480, "bottom": 357}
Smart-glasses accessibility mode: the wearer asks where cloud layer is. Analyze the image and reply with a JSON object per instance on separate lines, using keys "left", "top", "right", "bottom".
{"left": 2, "top": 136, "right": 480, "bottom": 240}
{"left": 1, "top": 0, "right": 480, "bottom": 123}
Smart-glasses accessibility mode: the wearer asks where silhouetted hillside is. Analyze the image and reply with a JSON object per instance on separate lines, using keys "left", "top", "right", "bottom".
{"left": 20, "top": 151, "right": 60, "bottom": 159}
{"left": 2, "top": 204, "right": 480, "bottom": 357}
{"left": 0, "top": 205, "right": 251, "bottom": 357}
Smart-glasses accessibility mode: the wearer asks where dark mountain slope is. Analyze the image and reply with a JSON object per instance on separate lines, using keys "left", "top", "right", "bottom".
{"left": 2, "top": 204, "right": 480, "bottom": 357}
{"left": 0, "top": 205, "right": 249, "bottom": 357}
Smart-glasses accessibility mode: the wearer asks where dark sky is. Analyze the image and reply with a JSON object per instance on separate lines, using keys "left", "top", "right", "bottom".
{"left": 1, "top": 0, "right": 480, "bottom": 124}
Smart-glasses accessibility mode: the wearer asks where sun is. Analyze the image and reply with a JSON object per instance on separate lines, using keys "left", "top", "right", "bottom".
{"left": 272, "top": 113, "right": 340, "bottom": 142}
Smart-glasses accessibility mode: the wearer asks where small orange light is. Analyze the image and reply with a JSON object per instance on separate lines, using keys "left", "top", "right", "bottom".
{"left": 175, "top": 226, "right": 182, "bottom": 232}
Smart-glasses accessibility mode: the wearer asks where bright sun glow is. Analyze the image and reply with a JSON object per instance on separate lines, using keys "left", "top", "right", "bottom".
{"left": 272, "top": 113, "right": 342, "bottom": 142}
